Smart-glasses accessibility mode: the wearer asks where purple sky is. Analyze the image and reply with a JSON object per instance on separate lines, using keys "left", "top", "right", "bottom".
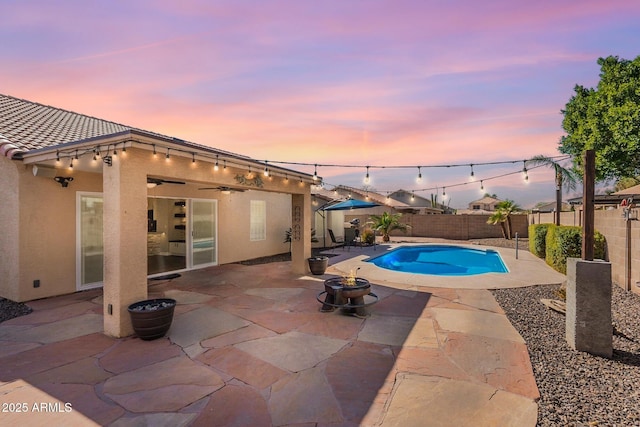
{"left": 2, "top": 0, "right": 639, "bottom": 208}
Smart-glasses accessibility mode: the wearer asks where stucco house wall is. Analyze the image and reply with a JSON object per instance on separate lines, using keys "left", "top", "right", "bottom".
{"left": 2, "top": 147, "right": 301, "bottom": 303}
{"left": 0, "top": 156, "right": 21, "bottom": 301}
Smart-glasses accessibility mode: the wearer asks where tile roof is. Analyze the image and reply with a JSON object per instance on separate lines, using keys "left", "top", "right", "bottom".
{"left": 0, "top": 94, "right": 140, "bottom": 158}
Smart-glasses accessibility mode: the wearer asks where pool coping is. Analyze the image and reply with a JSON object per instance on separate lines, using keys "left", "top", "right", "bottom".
{"left": 325, "top": 242, "right": 567, "bottom": 290}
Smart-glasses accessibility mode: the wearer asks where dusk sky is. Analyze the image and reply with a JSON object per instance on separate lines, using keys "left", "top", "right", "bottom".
{"left": 2, "top": 1, "right": 639, "bottom": 208}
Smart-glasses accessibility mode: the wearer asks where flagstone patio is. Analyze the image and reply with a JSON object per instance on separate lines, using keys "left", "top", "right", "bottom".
{"left": 0, "top": 243, "right": 560, "bottom": 426}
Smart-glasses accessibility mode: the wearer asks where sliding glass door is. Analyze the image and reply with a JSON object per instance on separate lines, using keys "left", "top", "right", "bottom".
{"left": 191, "top": 199, "right": 217, "bottom": 267}
{"left": 77, "top": 193, "right": 104, "bottom": 290}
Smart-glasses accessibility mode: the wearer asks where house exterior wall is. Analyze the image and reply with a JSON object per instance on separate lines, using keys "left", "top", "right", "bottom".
{"left": 16, "top": 165, "right": 103, "bottom": 302}
{"left": 4, "top": 147, "right": 308, "bottom": 303}
{"left": 0, "top": 157, "right": 21, "bottom": 301}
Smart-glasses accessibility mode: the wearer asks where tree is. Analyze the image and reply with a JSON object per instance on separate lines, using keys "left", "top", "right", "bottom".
{"left": 559, "top": 55, "right": 640, "bottom": 181}
{"left": 527, "top": 155, "right": 579, "bottom": 226}
{"left": 494, "top": 200, "right": 520, "bottom": 239}
{"left": 486, "top": 210, "right": 508, "bottom": 239}
{"left": 614, "top": 176, "right": 640, "bottom": 192}
{"left": 366, "top": 212, "right": 410, "bottom": 242}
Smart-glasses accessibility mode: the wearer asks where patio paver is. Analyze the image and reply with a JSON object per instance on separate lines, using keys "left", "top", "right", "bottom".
{"left": 0, "top": 242, "right": 556, "bottom": 426}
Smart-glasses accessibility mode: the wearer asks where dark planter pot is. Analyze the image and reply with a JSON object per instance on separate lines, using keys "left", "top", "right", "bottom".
{"left": 128, "top": 298, "right": 176, "bottom": 340}
{"left": 308, "top": 256, "right": 329, "bottom": 275}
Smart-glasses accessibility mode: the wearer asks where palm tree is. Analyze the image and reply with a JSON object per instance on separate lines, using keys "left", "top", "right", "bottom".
{"left": 527, "top": 155, "right": 579, "bottom": 225}
{"left": 487, "top": 210, "right": 508, "bottom": 239}
{"left": 495, "top": 199, "right": 520, "bottom": 239}
{"left": 367, "top": 212, "right": 410, "bottom": 242}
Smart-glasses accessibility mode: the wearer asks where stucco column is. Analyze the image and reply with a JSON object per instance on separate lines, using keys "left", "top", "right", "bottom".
{"left": 102, "top": 150, "right": 148, "bottom": 337}
{"left": 291, "top": 193, "right": 311, "bottom": 274}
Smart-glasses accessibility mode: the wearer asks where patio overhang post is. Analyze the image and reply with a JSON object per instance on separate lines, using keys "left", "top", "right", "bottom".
{"left": 102, "top": 149, "right": 148, "bottom": 337}
{"left": 291, "top": 193, "right": 312, "bottom": 274}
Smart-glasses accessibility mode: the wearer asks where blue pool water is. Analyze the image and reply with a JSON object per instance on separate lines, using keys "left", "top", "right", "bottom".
{"left": 367, "top": 245, "right": 508, "bottom": 276}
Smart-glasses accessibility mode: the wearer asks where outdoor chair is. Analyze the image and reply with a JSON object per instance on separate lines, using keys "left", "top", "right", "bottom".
{"left": 328, "top": 229, "right": 345, "bottom": 249}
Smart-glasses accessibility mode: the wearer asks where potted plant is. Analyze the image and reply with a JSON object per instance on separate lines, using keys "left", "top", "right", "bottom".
{"left": 366, "top": 212, "right": 410, "bottom": 242}
{"left": 127, "top": 298, "right": 176, "bottom": 340}
{"left": 308, "top": 256, "right": 329, "bottom": 275}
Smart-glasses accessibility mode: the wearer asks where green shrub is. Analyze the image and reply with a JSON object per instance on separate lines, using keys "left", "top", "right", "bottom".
{"left": 545, "top": 225, "right": 607, "bottom": 274}
{"left": 529, "top": 223, "right": 549, "bottom": 258}
{"left": 361, "top": 228, "right": 375, "bottom": 245}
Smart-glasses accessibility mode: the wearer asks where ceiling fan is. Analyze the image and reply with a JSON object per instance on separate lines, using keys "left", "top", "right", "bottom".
{"left": 147, "top": 178, "right": 186, "bottom": 188}
{"left": 198, "top": 186, "right": 246, "bottom": 193}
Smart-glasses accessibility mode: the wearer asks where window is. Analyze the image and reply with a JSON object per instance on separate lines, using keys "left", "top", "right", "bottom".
{"left": 250, "top": 200, "right": 266, "bottom": 241}
{"left": 473, "top": 205, "right": 480, "bottom": 210}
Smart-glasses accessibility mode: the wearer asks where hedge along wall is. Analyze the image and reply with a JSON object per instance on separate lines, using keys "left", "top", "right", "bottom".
{"left": 542, "top": 224, "right": 607, "bottom": 274}
{"left": 529, "top": 223, "right": 549, "bottom": 258}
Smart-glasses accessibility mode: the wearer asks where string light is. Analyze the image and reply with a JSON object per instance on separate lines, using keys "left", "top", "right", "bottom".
{"left": 442, "top": 187, "right": 447, "bottom": 199}
{"left": 411, "top": 191, "right": 415, "bottom": 201}
{"left": 46, "top": 141, "right": 566, "bottom": 195}
{"left": 416, "top": 166, "right": 422, "bottom": 183}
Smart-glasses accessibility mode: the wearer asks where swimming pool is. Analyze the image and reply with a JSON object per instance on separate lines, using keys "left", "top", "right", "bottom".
{"left": 367, "top": 245, "right": 508, "bottom": 276}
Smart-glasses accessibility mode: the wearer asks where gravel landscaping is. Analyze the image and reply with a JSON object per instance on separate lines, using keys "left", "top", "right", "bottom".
{"left": 493, "top": 284, "right": 640, "bottom": 426}
{"left": 0, "top": 297, "right": 32, "bottom": 323}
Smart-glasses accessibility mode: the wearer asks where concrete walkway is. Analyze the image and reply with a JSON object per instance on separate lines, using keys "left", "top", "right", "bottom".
{"left": 0, "top": 244, "right": 563, "bottom": 426}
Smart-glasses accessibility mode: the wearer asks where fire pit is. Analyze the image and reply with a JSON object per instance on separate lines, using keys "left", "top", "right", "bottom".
{"left": 317, "top": 277, "right": 378, "bottom": 317}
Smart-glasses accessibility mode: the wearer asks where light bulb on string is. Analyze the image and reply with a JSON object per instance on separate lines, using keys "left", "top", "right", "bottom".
{"left": 112, "top": 145, "right": 117, "bottom": 157}
{"left": 442, "top": 187, "right": 447, "bottom": 199}
{"left": 469, "top": 164, "right": 475, "bottom": 181}
{"left": 479, "top": 180, "right": 484, "bottom": 192}
{"left": 364, "top": 166, "right": 370, "bottom": 184}
{"left": 522, "top": 161, "right": 529, "bottom": 182}
{"left": 214, "top": 155, "right": 219, "bottom": 171}
{"left": 152, "top": 145, "right": 157, "bottom": 157}
{"left": 313, "top": 164, "right": 318, "bottom": 181}
{"left": 416, "top": 166, "right": 422, "bottom": 183}
{"left": 191, "top": 152, "right": 195, "bottom": 163}
{"left": 263, "top": 161, "right": 269, "bottom": 177}
{"left": 166, "top": 148, "right": 170, "bottom": 160}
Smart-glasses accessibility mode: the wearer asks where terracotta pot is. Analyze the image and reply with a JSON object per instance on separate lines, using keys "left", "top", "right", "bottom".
{"left": 308, "top": 256, "right": 329, "bottom": 275}
{"left": 128, "top": 298, "right": 176, "bottom": 340}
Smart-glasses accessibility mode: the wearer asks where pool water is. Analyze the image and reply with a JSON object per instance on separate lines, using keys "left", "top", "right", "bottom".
{"left": 367, "top": 245, "right": 508, "bottom": 276}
